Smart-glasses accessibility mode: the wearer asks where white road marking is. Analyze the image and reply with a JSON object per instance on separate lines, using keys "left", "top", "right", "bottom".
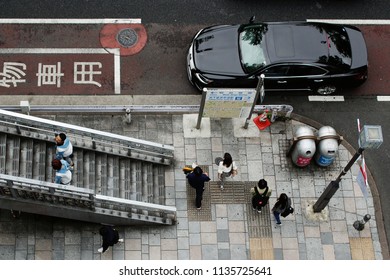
{"left": 307, "top": 19, "right": 390, "bottom": 25}
{"left": 377, "top": 96, "right": 390, "bottom": 101}
{"left": 114, "top": 51, "right": 121, "bottom": 94}
{"left": 0, "top": 48, "right": 116, "bottom": 54}
{"left": 308, "top": 96, "right": 345, "bottom": 102}
{"left": 0, "top": 18, "right": 141, "bottom": 24}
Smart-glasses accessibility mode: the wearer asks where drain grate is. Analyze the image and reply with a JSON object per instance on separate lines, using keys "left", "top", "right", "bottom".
{"left": 116, "top": 28, "right": 138, "bottom": 48}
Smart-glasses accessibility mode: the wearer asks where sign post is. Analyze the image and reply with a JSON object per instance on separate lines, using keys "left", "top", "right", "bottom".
{"left": 244, "top": 74, "right": 265, "bottom": 129}
{"left": 196, "top": 88, "right": 208, "bottom": 129}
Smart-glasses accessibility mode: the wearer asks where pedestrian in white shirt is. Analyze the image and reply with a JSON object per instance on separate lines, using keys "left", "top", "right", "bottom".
{"left": 217, "top": 152, "right": 238, "bottom": 190}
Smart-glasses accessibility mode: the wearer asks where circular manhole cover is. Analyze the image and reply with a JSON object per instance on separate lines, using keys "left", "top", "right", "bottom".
{"left": 116, "top": 28, "right": 138, "bottom": 48}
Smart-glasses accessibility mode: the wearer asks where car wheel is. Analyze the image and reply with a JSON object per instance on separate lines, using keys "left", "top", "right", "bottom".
{"left": 316, "top": 85, "right": 337, "bottom": 95}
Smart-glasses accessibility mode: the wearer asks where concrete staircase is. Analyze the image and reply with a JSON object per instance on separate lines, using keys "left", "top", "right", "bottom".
{"left": 0, "top": 109, "right": 176, "bottom": 225}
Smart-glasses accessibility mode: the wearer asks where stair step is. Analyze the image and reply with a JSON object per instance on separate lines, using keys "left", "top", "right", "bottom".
{"left": 6, "top": 136, "right": 20, "bottom": 176}
{"left": 119, "top": 158, "right": 130, "bottom": 199}
{"left": 72, "top": 149, "right": 84, "bottom": 188}
{"left": 153, "top": 165, "right": 165, "bottom": 205}
{"left": 128, "top": 161, "right": 139, "bottom": 201}
{"left": 31, "top": 141, "right": 46, "bottom": 181}
{"left": 0, "top": 133, "right": 6, "bottom": 174}
{"left": 107, "top": 156, "right": 119, "bottom": 198}
{"left": 96, "top": 153, "right": 108, "bottom": 195}
{"left": 83, "top": 151, "right": 96, "bottom": 191}
{"left": 19, "top": 138, "right": 34, "bottom": 179}
{"left": 143, "top": 163, "right": 153, "bottom": 203}
{"left": 44, "top": 142, "right": 55, "bottom": 182}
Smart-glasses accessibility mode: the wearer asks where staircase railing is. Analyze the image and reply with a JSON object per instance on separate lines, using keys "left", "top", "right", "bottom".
{"left": 0, "top": 109, "right": 174, "bottom": 165}
{"left": 0, "top": 174, "right": 176, "bottom": 225}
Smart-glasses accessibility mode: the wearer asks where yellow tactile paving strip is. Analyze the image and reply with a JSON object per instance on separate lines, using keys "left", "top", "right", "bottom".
{"left": 250, "top": 238, "right": 274, "bottom": 260}
{"left": 245, "top": 182, "right": 272, "bottom": 238}
{"left": 350, "top": 237, "right": 375, "bottom": 260}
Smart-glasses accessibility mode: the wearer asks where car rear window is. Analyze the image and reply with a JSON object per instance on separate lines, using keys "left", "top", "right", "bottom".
{"left": 319, "top": 24, "right": 352, "bottom": 68}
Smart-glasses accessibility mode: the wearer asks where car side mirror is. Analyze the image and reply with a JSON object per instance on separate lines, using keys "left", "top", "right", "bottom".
{"left": 249, "top": 16, "right": 255, "bottom": 24}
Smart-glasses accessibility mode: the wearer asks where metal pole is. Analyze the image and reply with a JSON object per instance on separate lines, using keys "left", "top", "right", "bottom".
{"left": 313, "top": 147, "right": 365, "bottom": 212}
{"left": 243, "top": 74, "right": 264, "bottom": 129}
{"left": 196, "top": 88, "right": 207, "bottom": 129}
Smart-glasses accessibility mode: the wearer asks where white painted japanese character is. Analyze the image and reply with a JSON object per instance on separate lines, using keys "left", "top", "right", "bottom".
{"left": 0, "top": 62, "right": 27, "bottom": 88}
{"left": 74, "top": 62, "right": 102, "bottom": 87}
{"left": 36, "top": 62, "right": 64, "bottom": 87}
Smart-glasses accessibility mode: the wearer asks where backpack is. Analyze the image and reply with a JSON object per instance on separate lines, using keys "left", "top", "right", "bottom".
{"left": 256, "top": 186, "right": 269, "bottom": 206}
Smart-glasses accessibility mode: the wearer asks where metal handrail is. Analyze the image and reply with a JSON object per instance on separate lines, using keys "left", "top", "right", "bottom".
{"left": 0, "top": 104, "right": 293, "bottom": 116}
{"left": 0, "top": 109, "right": 174, "bottom": 164}
{"left": 0, "top": 173, "right": 177, "bottom": 225}
{"left": 0, "top": 173, "right": 94, "bottom": 196}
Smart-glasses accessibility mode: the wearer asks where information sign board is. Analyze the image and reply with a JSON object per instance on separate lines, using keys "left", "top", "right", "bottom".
{"left": 202, "top": 88, "right": 257, "bottom": 118}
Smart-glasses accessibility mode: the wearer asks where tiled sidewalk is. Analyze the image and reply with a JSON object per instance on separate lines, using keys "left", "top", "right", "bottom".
{"left": 0, "top": 113, "right": 383, "bottom": 260}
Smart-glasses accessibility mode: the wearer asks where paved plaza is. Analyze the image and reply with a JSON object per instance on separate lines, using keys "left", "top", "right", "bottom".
{"left": 0, "top": 111, "right": 384, "bottom": 260}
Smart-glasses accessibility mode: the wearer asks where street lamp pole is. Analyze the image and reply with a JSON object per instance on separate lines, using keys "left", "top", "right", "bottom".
{"left": 313, "top": 147, "right": 364, "bottom": 212}
{"left": 313, "top": 124, "right": 383, "bottom": 213}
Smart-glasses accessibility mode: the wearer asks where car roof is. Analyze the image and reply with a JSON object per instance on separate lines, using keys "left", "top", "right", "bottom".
{"left": 264, "top": 22, "right": 331, "bottom": 64}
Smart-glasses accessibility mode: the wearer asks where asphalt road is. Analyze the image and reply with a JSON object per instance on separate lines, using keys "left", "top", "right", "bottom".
{"left": 1, "top": 0, "right": 390, "bottom": 23}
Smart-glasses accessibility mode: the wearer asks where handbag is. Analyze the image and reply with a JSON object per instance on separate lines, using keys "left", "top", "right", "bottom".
{"left": 281, "top": 206, "right": 294, "bottom": 217}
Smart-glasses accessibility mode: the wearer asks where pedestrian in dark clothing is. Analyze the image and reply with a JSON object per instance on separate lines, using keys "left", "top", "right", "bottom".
{"left": 98, "top": 225, "right": 123, "bottom": 253}
{"left": 251, "top": 179, "right": 272, "bottom": 213}
{"left": 272, "top": 193, "right": 292, "bottom": 225}
{"left": 186, "top": 166, "right": 210, "bottom": 209}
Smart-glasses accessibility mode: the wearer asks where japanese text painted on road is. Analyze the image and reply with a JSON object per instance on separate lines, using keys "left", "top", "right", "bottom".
{"left": 0, "top": 49, "right": 121, "bottom": 95}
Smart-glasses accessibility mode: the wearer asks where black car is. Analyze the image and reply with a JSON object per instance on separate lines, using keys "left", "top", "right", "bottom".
{"left": 187, "top": 18, "right": 368, "bottom": 95}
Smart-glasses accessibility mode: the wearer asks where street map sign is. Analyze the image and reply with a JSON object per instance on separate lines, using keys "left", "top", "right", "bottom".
{"left": 202, "top": 88, "right": 257, "bottom": 118}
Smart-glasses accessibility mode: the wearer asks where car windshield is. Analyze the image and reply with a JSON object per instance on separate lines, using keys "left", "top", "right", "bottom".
{"left": 239, "top": 24, "right": 268, "bottom": 73}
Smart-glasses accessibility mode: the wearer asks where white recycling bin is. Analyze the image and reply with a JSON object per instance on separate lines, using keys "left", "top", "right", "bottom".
{"left": 291, "top": 126, "right": 316, "bottom": 167}
{"left": 315, "top": 126, "right": 339, "bottom": 167}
